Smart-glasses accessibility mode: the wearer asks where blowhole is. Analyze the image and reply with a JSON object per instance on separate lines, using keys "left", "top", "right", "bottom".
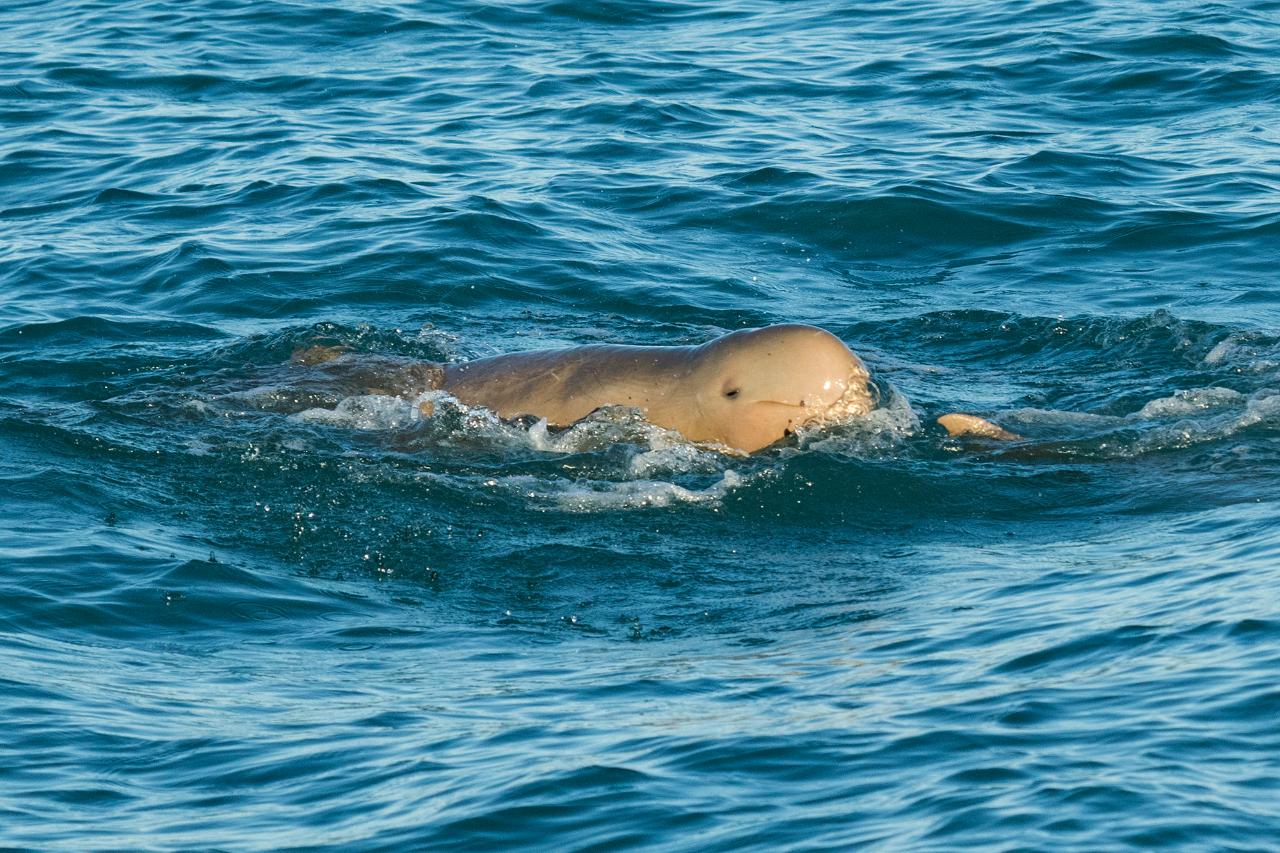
{"left": 724, "top": 388, "right": 740, "bottom": 398}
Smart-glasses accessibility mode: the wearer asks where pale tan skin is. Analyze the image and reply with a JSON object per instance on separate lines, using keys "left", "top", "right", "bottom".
{"left": 936, "top": 412, "right": 1021, "bottom": 441}
{"left": 294, "top": 324, "right": 1016, "bottom": 451}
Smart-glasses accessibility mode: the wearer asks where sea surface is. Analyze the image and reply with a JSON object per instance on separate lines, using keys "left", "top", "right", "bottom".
{"left": 3, "top": 0, "right": 1280, "bottom": 849}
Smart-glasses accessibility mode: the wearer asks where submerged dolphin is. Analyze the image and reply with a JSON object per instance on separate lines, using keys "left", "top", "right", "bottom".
{"left": 295, "top": 324, "right": 1014, "bottom": 452}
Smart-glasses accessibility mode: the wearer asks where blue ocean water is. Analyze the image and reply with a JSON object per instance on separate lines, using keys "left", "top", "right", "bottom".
{"left": 3, "top": 0, "right": 1280, "bottom": 847}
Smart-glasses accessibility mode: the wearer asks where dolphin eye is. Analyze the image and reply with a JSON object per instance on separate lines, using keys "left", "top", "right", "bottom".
{"left": 724, "top": 388, "right": 740, "bottom": 398}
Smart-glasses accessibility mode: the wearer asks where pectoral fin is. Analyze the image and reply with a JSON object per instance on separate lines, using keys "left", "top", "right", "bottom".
{"left": 938, "top": 413, "right": 1021, "bottom": 441}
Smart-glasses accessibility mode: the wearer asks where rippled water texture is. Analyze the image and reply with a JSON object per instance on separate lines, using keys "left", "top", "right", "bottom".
{"left": 3, "top": 0, "right": 1280, "bottom": 848}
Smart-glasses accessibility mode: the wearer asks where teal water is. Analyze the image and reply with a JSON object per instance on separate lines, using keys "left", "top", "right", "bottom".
{"left": 3, "top": 0, "right": 1280, "bottom": 848}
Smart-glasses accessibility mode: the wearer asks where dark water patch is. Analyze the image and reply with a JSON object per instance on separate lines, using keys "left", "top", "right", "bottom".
{"left": 88, "top": 178, "right": 437, "bottom": 232}
{"left": 2, "top": 550, "right": 344, "bottom": 642}
{"left": 683, "top": 191, "right": 1048, "bottom": 261}
{"left": 554, "top": 98, "right": 727, "bottom": 137}
{"left": 0, "top": 315, "right": 223, "bottom": 348}
{"left": 1055, "top": 65, "right": 1280, "bottom": 112}
{"left": 722, "top": 165, "right": 827, "bottom": 190}
{"left": 993, "top": 624, "right": 1161, "bottom": 674}
{"left": 212, "top": 2, "right": 449, "bottom": 43}
{"left": 1099, "top": 207, "right": 1279, "bottom": 252}
{"left": 476, "top": 0, "right": 738, "bottom": 28}
{"left": 981, "top": 149, "right": 1190, "bottom": 189}
{"left": 46, "top": 66, "right": 242, "bottom": 100}
{"left": 92, "top": 187, "right": 164, "bottom": 205}
{"left": 850, "top": 308, "right": 1229, "bottom": 386}
{"left": 1092, "top": 30, "right": 1246, "bottom": 60}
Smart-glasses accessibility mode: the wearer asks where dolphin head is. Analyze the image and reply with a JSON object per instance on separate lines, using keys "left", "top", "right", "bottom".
{"left": 687, "top": 324, "right": 874, "bottom": 452}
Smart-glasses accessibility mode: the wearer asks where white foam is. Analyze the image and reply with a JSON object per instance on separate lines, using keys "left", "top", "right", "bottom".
{"left": 295, "top": 394, "right": 421, "bottom": 430}
{"left": 796, "top": 382, "right": 921, "bottom": 456}
{"left": 489, "top": 469, "right": 749, "bottom": 512}
{"left": 1203, "top": 338, "right": 1237, "bottom": 366}
{"left": 1003, "top": 407, "right": 1123, "bottom": 429}
{"left": 287, "top": 388, "right": 773, "bottom": 510}
{"left": 995, "top": 386, "right": 1280, "bottom": 457}
{"left": 1237, "top": 391, "right": 1280, "bottom": 430}
{"left": 521, "top": 406, "right": 693, "bottom": 456}
{"left": 627, "top": 439, "right": 727, "bottom": 478}
{"left": 1202, "top": 332, "right": 1280, "bottom": 374}
{"left": 1137, "top": 387, "right": 1245, "bottom": 418}
{"left": 1086, "top": 388, "right": 1280, "bottom": 456}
